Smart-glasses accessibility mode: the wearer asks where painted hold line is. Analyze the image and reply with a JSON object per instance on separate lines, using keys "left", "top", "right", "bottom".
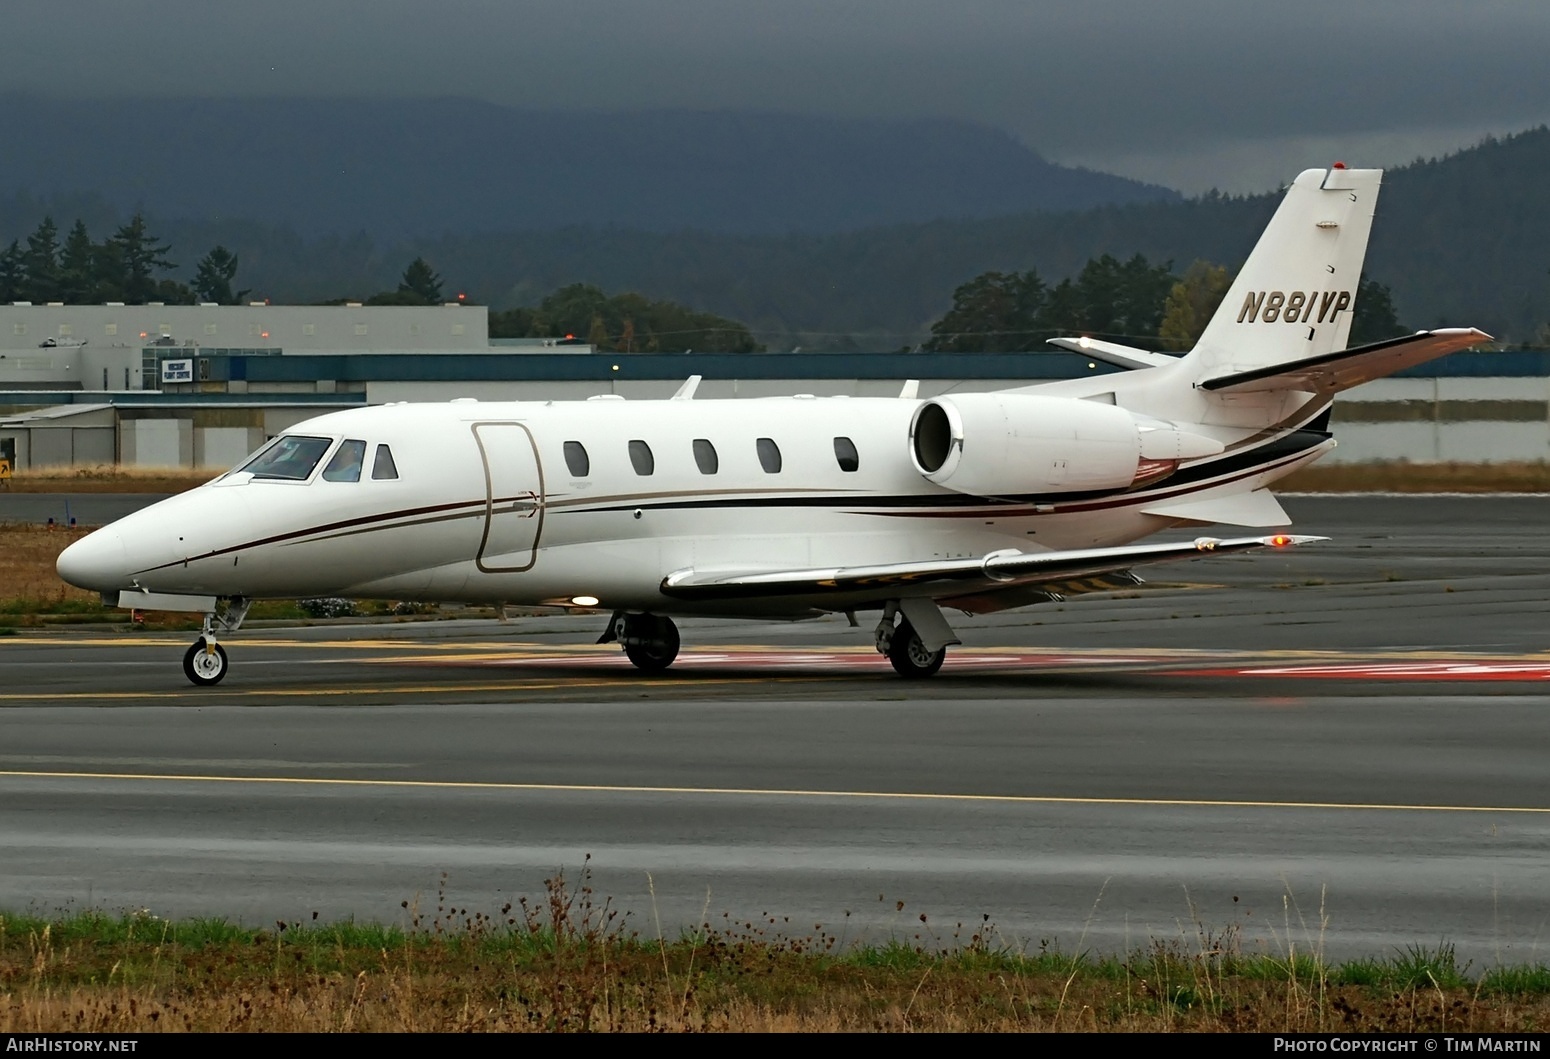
{"left": 0, "top": 769, "right": 1546, "bottom": 816}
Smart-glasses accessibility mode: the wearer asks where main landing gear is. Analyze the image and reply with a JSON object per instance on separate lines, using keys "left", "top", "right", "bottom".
{"left": 874, "top": 599, "right": 961, "bottom": 679}
{"left": 599, "top": 612, "right": 681, "bottom": 673}
{"left": 183, "top": 597, "right": 252, "bottom": 687}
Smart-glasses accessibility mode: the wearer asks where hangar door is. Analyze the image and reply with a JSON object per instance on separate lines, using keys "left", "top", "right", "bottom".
{"left": 471, "top": 422, "right": 544, "bottom": 573}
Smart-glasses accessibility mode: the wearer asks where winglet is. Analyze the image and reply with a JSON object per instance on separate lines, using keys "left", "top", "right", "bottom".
{"left": 671, "top": 375, "right": 702, "bottom": 400}
{"left": 899, "top": 379, "right": 920, "bottom": 399}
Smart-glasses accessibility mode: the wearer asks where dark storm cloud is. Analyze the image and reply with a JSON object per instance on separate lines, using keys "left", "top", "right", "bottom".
{"left": 7, "top": 1, "right": 1547, "bottom": 190}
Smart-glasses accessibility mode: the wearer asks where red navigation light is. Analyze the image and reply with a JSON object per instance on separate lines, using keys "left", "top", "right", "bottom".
{"left": 565, "top": 333, "right": 575, "bottom": 340}
{"left": 261, "top": 331, "right": 270, "bottom": 338}
{"left": 457, "top": 292, "right": 466, "bottom": 301}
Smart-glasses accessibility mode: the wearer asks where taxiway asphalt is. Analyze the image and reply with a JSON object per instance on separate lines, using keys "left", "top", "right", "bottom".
{"left": 1, "top": 495, "right": 1547, "bottom": 964}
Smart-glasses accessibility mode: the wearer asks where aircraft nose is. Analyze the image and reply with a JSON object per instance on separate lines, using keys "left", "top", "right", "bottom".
{"left": 56, "top": 527, "right": 131, "bottom": 592}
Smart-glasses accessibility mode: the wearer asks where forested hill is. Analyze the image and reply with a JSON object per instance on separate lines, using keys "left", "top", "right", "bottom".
{"left": 0, "top": 97, "right": 1176, "bottom": 236}
{"left": 2, "top": 125, "right": 1546, "bottom": 346}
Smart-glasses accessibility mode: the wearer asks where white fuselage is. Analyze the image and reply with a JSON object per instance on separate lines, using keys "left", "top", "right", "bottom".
{"left": 56, "top": 382, "right": 1330, "bottom": 619}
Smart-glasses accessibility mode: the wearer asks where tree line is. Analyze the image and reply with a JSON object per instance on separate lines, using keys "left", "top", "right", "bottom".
{"left": 0, "top": 214, "right": 246, "bottom": 306}
{"left": 924, "top": 254, "right": 1405, "bottom": 352}
{"left": 488, "top": 284, "right": 763, "bottom": 353}
{"left": 0, "top": 211, "right": 1406, "bottom": 354}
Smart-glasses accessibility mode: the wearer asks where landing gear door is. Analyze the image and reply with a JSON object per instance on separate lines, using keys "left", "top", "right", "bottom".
{"left": 472, "top": 422, "right": 544, "bottom": 573}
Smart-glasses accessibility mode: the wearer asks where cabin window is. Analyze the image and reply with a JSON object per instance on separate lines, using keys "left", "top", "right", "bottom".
{"left": 321, "top": 439, "right": 368, "bottom": 482}
{"left": 693, "top": 438, "right": 718, "bottom": 474}
{"left": 563, "top": 440, "right": 590, "bottom": 477}
{"left": 833, "top": 436, "right": 860, "bottom": 472}
{"left": 756, "top": 437, "right": 782, "bottom": 474}
{"left": 240, "top": 435, "right": 332, "bottom": 481}
{"left": 371, "top": 444, "right": 399, "bottom": 480}
{"left": 629, "top": 439, "right": 655, "bottom": 476}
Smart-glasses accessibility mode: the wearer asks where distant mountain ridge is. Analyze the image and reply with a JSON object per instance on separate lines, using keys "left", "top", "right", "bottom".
{"left": 0, "top": 96, "right": 1179, "bottom": 235}
{"left": 2, "top": 122, "right": 1545, "bottom": 346}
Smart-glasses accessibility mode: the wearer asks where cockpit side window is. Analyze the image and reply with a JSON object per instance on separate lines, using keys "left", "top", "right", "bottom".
{"left": 371, "top": 444, "right": 399, "bottom": 480}
{"left": 241, "top": 435, "right": 333, "bottom": 481}
{"left": 322, "top": 439, "right": 368, "bottom": 482}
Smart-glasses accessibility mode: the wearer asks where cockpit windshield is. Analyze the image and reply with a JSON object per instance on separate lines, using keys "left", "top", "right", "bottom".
{"left": 240, "top": 435, "right": 334, "bottom": 481}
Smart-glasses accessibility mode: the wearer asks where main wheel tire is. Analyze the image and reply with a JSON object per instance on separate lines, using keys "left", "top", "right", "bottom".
{"left": 623, "top": 615, "right": 680, "bottom": 673}
{"left": 183, "top": 640, "right": 229, "bottom": 686}
{"left": 886, "top": 619, "right": 945, "bottom": 678}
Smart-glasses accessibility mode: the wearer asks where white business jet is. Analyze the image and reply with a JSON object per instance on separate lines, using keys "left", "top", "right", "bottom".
{"left": 58, "top": 166, "right": 1487, "bottom": 685}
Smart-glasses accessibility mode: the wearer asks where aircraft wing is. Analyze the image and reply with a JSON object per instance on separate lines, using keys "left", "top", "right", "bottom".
{"left": 660, "top": 534, "right": 1324, "bottom": 605}
{"left": 1048, "top": 336, "right": 1179, "bottom": 370}
{"left": 1200, "top": 328, "right": 1491, "bottom": 394}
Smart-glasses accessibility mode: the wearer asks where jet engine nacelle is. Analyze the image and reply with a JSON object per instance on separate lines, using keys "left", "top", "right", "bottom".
{"left": 908, "top": 393, "right": 1223, "bottom": 497}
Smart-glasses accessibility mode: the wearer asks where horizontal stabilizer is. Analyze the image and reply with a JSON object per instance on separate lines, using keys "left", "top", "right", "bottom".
{"left": 661, "top": 534, "right": 1325, "bottom": 605}
{"left": 1200, "top": 328, "right": 1491, "bottom": 394}
{"left": 1048, "top": 336, "right": 1178, "bottom": 371}
{"left": 1141, "top": 488, "right": 1291, "bottom": 527}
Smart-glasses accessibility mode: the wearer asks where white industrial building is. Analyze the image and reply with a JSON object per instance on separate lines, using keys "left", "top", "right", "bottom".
{"left": 0, "top": 302, "right": 487, "bottom": 392}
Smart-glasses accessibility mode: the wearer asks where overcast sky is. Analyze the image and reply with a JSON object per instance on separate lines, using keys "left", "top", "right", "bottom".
{"left": 7, "top": 1, "right": 1547, "bottom": 193}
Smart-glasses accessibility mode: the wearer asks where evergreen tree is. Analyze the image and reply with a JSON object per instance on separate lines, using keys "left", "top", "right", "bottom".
{"left": 108, "top": 213, "right": 177, "bottom": 304}
{"left": 58, "top": 221, "right": 98, "bottom": 303}
{"left": 398, "top": 257, "right": 443, "bottom": 304}
{"left": 924, "top": 270, "right": 1047, "bottom": 352}
{"left": 1066, "top": 253, "right": 1176, "bottom": 341}
{"left": 193, "top": 245, "right": 244, "bottom": 304}
{"left": 0, "top": 241, "right": 23, "bottom": 302}
{"left": 21, "top": 216, "right": 61, "bottom": 302}
{"left": 91, "top": 238, "right": 126, "bottom": 302}
{"left": 1348, "top": 278, "right": 1406, "bottom": 345}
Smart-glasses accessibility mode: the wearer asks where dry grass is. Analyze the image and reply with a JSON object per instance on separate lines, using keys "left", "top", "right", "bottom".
{"left": 4, "top": 465, "right": 213, "bottom": 494}
{"left": 1281, "top": 460, "right": 1550, "bottom": 493}
{"left": 0, "top": 524, "right": 100, "bottom": 613}
{"left": 4, "top": 871, "right": 1549, "bottom": 1033}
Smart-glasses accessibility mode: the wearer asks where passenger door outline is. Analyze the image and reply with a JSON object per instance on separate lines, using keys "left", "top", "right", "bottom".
{"left": 471, "top": 422, "right": 544, "bottom": 573}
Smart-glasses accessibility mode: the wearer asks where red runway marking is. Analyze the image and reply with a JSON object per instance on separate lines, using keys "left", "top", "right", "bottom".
{"left": 388, "top": 648, "right": 1158, "bottom": 672}
{"left": 375, "top": 647, "right": 1550, "bottom": 681}
{"left": 1179, "top": 662, "right": 1550, "bottom": 681}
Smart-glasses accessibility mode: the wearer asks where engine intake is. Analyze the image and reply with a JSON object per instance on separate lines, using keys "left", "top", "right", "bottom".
{"left": 909, "top": 393, "right": 1188, "bottom": 497}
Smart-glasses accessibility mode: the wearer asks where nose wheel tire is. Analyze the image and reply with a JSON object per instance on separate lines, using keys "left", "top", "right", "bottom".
{"left": 886, "top": 619, "right": 946, "bottom": 678}
{"left": 622, "top": 615, "right": 680, "bottom": 673}
{"left": 183, "top": 640, "right": 229, "bottom": 686}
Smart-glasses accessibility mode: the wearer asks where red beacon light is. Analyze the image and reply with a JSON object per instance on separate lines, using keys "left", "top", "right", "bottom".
{"left": 1331, "top": 161, "right": 1347, "bottom": 169}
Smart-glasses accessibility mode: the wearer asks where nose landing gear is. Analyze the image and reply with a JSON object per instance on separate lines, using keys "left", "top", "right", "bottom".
{"left": 183, "top": 597, "right": 252, "bottom": 687}
{"left": 183, "top": 639, "right": 229, "bottom": 686}
{"left": 598, "top": 611, "right": 681, "bottom": 673}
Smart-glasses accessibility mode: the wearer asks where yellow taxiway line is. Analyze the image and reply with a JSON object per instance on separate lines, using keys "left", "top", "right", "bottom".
{"left": 0, "top": 675, "right": 819, "bottom": 701}
{"left": 0, "top": 768, "right": 1546, "bottom": 816}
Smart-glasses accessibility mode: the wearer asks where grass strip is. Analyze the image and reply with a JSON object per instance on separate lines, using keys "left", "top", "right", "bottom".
{"left": 4, "top": 871, "right": 1550, "bottom": 1032}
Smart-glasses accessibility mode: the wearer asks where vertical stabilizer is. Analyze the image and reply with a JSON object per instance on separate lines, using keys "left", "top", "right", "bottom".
{"left": 1185, "top": 167, "right": 1381, "bottom": 380}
